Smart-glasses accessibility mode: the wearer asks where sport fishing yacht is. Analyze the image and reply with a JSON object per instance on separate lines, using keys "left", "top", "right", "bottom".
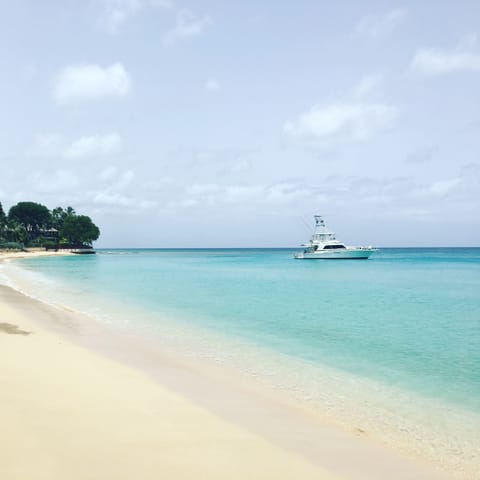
{"left": 294, "top": 216, "right": 377, "bottom": 259}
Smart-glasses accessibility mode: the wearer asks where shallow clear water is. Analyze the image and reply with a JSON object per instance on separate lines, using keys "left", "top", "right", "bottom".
{"left": 5, "top": 248, "right": 480, "bottom": 413}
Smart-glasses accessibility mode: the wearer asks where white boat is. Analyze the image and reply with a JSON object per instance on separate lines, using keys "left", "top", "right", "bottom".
{"left": 294, "top": 216, "right": 377, "bottom": 259}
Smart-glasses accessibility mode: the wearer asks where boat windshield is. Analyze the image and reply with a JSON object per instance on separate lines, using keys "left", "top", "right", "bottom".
{"left": 313, "top": 233, "right": 335, "bottom": 241}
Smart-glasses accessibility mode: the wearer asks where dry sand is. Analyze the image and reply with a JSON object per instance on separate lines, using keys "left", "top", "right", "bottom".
{"left": 0, "top": 251, "right": 450, "bottom": 480}
{"left": 0, "top": 249, "right": 73, "bottom": 260}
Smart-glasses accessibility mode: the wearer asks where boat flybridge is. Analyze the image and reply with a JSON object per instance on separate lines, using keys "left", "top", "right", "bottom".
{"left": 294, "top": 216, "right": 377, "bottom": 259}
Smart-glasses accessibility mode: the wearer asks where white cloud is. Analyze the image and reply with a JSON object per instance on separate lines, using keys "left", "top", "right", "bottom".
{"left": 166, "top": 197, "right": 199, "bottom": 210}
{"left": 352, "top": 74, "right": 383, "bottom": 99}
{"left": 265, "top": 182, "right": 312, "bottom": 204}
{"left": 284, "top": 102, "right": 397, "bottom": 143}
{"left": 95, "top": 0, "right": 172, "bottom": 34}
{"left": 98, "top": 167, "right": 135, "bottom": 192}
{"left": 176, "top": 181, "right": 320, "bottom": 210}
{"left": 99, "top": 166, "right": 119, "bottom": 181}
{"left": 181, "top": 182, "right": 257, "bottom": 209}
{"left": 28, "top": 170, "right": 79, "bottom": 193}
{"left": 27, "top": 133, "right": 64, "bottom": 157}
{"left": 405, "top": 146, "right": 437, "bottom": 164}
{"left": 64, "top": 133, "right": 123, "bottom": 158}
{"left": 114, "top": 170, "right": 135, "bottom": 189}
{"left": 93, "top": 192, "right": 132, "bottom": 206}
{"left": 355, "top": 8, "right": 407, "bottom": 38}
{"left": 91, "top": 168, "right": 155, "bottom": 212}
{"left": 228, "top": 159, "right": 251, "bottom": 174}
{"left": 205, "top": 78, "right": 220, "bottom": 91}
{"left": 138, "top": 199, "right": 158, "bottom": 209}
{"left": 27, "top": 133, "right": 122, "bottom": 159}
{"left": 53, "top": 63, "right": 131, "bottom": 104}
{"left": 460, "top": 163, "right": 480, "bottom": 185}
{"left": 163, "top": 9, "right": 211, "bottom": 45}
{"left": 427, "top": 178, "right": 461, "bottom": 196}
{"left": 224, "top": 185, "right": 263, "bottom": 203}
{"left": 187, "top": 183, "right": 221, "bottom": 196}
{"left": 144, "top": 177, "right": 174, "bottom": 190}
{"left": 21, "top": 62, "right": 38, "bottom": 82}
{"left": 411, "top": 34, "right": 480, "bottom": 75}
{"left": 92, "top": 191, "right": 156, "bottom": 211}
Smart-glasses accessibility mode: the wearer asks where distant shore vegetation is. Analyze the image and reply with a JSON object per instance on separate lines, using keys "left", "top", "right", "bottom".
{"left": 0, "top": 201, "right": 100, "bottom": 250}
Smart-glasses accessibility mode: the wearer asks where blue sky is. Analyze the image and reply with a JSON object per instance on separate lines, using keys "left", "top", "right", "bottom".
{"left": 1, "top": 1, "right": 479, "bottom": 247}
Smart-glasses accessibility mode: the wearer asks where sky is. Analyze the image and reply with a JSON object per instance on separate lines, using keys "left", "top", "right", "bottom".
{"left": 1, "top": 0, "right": 479, "bottom": 247}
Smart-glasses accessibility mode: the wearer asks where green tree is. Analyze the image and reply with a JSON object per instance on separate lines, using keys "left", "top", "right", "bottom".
{"left": 8, "top": 202, "right": 51, "bottom": 234}
{"left": 0, "top": 202, "right": 6, "bottom": 240}
{"left": 61, "top": 215, "right": 100, "bottom": 246}
{"left": 4, "top": 220, "right": 28, "bottom": 244}
{"left": 0, "top": 202, "right": 6, "bottom": 227}
{"left": 51, "top": 206, "right": 76, "bottom": 230}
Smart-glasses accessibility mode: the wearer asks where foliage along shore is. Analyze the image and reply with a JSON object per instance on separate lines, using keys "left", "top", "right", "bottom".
{"left": 0, "top": 201, "right": 100, "bottom": 250}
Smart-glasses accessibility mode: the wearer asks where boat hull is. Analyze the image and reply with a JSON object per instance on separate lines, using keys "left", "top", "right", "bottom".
{"left": 294, "top": 249, "right": 375, "bottom": 259}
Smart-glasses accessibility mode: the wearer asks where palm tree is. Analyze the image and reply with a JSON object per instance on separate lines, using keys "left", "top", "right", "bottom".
{"left": 51, "top": 206, "right": 76, "bottom": 230}
{"left": 5, "top": 220, "right": 28, "bottom": 245}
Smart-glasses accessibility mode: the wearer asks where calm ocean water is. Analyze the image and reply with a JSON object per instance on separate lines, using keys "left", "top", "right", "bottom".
{"left": 4, "top": 248, "right": 479, "bottom": 412}
{"left": 3, "top": 248, "right": 480, "bottom": 468}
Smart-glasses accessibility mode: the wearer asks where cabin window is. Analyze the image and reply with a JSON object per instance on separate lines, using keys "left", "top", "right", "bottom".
{"left": 323, "top": 244, "right": 346, "bottom": 250}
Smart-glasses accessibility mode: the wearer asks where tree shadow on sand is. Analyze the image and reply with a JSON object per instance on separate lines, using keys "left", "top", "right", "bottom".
{"left": 0, "top": 323, "right": 32, "bottom": 335}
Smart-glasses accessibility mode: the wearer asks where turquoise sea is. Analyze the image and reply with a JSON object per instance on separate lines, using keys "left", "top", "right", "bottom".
{"left": 2, "top": 248, "right": 480, "bottom": 469}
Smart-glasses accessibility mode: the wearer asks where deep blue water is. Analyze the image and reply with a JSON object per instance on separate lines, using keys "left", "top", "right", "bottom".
{"left": 9, "top": 248, "right": 480, "bottom": 412}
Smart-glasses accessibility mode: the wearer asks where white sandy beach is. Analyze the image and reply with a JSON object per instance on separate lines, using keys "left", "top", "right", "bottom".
{"left": 1, "top": 283, "right": 339, "bottom": 480}
{"left": 0, "top": 249, "right": 74, "bottom": 260}
{"left": 0, "top": 252, "right": 452, "bottom": 480}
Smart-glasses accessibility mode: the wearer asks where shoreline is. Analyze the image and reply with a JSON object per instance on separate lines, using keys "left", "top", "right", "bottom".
{"left": 0, "top": 252, "right": 466, "bottom": 479}
{"left": 1, "top": 284, "right": 342, "bottom": 480}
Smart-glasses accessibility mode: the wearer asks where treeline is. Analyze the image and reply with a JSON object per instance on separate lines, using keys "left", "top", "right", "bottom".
{"left": 0, "top": 201, "right": 100, "bottom": 249}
